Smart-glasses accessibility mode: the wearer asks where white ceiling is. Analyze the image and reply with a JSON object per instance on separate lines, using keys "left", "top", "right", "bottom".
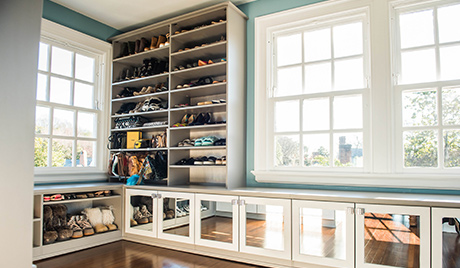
{"left": 51, "top": 0, "right": 255, "bottom": 31}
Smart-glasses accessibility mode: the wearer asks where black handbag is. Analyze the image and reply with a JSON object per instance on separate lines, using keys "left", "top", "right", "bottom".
{"left": 114, "top": 116, "right": 148, "bottom": 129}
{"left": 107, "top": 132, "right": 126, "bottom": 149}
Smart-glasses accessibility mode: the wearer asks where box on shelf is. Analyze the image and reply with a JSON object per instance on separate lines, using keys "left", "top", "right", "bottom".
{"left": 127, "top": 131, "right": 142, "bottom": 149}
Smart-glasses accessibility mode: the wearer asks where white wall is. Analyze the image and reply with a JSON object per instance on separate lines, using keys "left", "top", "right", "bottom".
{"left": 0, "top": 0, "right": 43, "bottom": 267}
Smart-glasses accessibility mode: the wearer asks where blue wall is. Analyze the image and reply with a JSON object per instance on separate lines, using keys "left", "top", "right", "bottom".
{"left": 237, "top": 0, "right": 460, "bottom": 195}
{"left": 42, "top": 0, "right": 121, "bottom": 41}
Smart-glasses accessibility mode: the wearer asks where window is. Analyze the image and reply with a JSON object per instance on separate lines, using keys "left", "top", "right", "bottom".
{"left": 254, "top": 0, "right": 460, "bottom": 188}
{"left": 35, "top": 20, "right": 111, "bottom": 181}
{"left": 393, "top": 1, "right": 460, "bottom": 172}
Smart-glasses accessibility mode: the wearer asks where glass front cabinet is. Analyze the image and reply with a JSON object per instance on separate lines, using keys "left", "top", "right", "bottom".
{"left": 238, "top": 196, "right": 291, "bottom": 260}
{"left": 292, "top": 200, "right": 355, "bottom": 268}
{"left": 355, "top": 204, "right": 430, "bottom": 268}
{"left": 432, "top": 207, "right": 460, "bottom": 268}
{"left": 125, "top": 188, "right": 158, "bottom": 237}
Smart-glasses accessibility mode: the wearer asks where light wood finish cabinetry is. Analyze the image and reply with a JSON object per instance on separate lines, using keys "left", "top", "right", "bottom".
{"left": 108, "top": 2, "right": 247, "bottom": 188}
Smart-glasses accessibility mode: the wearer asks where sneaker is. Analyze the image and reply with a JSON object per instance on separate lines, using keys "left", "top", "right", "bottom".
{"left": 133, "top": 207, "right": 148, "bottom": 224}
{"left": 76, "top": 215, "right": 95, "bottom": 236}
{"left": 67, "top": 215, "right": 83, "bottom": 239}
{"left": 140, "top": 205, "right": 153, "bottom": 223}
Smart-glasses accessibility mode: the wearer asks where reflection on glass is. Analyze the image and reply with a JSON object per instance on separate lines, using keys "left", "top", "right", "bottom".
{"left": 200, "top": 201, "right": 233, "bottom": 243}
{"left": 276, "top": 66, "right": 302, "bottom": 97}
{"left": 51, "top": 46, "right": 73, "bottom": 77}
{"left": 275, "top": 100, "right": 299, "bottom": 132}
{"left": 333, "top": 22, "right": 363, "bottom": 58}
{"left": 34, "top": 137, "right": 49, "bottom": 167}
{"left": 275, "top": 135, "right": 300, "bottom": 167}
{"left": 304, "top": 28, "right": 331, "bottom": 62}
{"left": 51, "top": 139, "right": 73, "bottom": 167}
{"left": 163, "top": 198, "right": 190, "bottom": 237}
{"left": 443, "top": 87, "right": 460, "bottom": 125}
{"left": 130, "top": 195, "right": 154, "bottom": 232}
{"left": 399, "top": 9, "right": 434, "bottom": 49}
{"left": 438, "top": 4, "right": 460, "bottom": 43}
{"left": 364, "top": 213, "right": 420, "bottom": 267}
{"left": 77, "top": 140, "right": 95, "bottom": 167}
{"left": 53, "top": 109, "right": 74, "bottom": 136}
{"left": 35, "top": 106, "right": 50, "bottom": 134}
{"left": 441, "top": 217, "right": 460, "bottom": 267}
{"left": 402, "top": 90, "right": 437, "bottom": 127}
{"left": 403, "top": 130, "right": 438, "bottom": 168}
{"left": 401, "top": 49, "right": 436, "bottom": 84}
{"left": 75, "top": 54, "right": 95, "bottom": 82}
{"left": 333, "top": 133, "right": 363, "bottom": 167}
{"left": 299, "top": 208, "right": 346, "bottom": 259}
{"left": 276, "top": 33, "right": 302, "bottom": 67}
{"left": 303, "top": 134, "right": 330, "bottom": 167}
{"left": 246, "top": 204, "right": 284, "bottom": 251}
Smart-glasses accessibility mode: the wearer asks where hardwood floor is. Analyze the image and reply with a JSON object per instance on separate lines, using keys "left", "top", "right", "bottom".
{"left": 34, "top": 241, "right": 265, "bottom": 268}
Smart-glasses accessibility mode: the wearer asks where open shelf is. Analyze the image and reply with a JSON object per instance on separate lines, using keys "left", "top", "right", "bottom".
{"left": 109, "top": 148, "right": 167, "bottom": 152}
{"left": 170, "top": 62, "right": 226, "bottom": 80}
{"left": 113, "top": 46, "right": 169, "bottom": 65}
{"left": 112, "top": 91, "right": 168, "bottom": 103}
{"left": 42, "top": 195, "right": 121, "bottom": 205}
{"left": 169, "top": 146, "right": 226, "bottom": 150}
{"left": 112, "top": 73, "right": 169, "bottom": 87}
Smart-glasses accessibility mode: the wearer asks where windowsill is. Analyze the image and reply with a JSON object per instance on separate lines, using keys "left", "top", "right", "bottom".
{"left": 252, "top": 170, "right": 460, "bottom": 190}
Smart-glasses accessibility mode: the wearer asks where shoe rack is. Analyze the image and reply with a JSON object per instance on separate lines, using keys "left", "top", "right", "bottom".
{"left": 109, "top": 2, "right": 247, "bottom": 188}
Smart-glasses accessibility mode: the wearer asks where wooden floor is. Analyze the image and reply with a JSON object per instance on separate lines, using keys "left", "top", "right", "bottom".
{"left": 34, "top": 241, "right": 265, "bottom": 268}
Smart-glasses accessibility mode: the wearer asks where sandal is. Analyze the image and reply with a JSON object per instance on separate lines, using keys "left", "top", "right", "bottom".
{"left": 202, "top": 136, "right": 218, "bottom": 146}
{"left": 50, "top": 194, "right": 63, "bottom": 201}
{"left": 94, "top": 191, "right": 104, "bottom": 197}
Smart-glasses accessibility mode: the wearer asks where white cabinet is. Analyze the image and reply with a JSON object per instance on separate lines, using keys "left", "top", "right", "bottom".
{"left": 238, "top": 196, "right": 291, "bottom": 260}
{"left": 157, "top": 191, "right": 195, "bottom": 244}
{"left": 292, "top": 200, "right": 355, "bottom": 268}
{"left": 432, "top": 207, "right": 460, "bottom": 268}
{"left": 355, "top": 204, "right": 430, "bottom": 268}
{"left": 194, "top": 194, "right": 239, "bottom": 251}
{"left": 125, "top": 188, "right": 158, "bottom": 237}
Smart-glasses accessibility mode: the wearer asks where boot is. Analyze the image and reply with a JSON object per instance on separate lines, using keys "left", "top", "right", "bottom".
{"left": 139, "top": 37, "right": 150, "bottom": 52}
{"left": 150, "top": 36, "right": 158, "bottom": 50}
{"left": 133, "top": 207, "right": 148, "bottom": 224}
{"left": 140, "top": 205, "right": 153, "bottom": 223}
{"left": 117, "top": 42, "right": 129, "bottom": 58}
{"left": 101, "top": 206, "right": 117, "bottom": 231}
{"left": 76, "top": 215, "right": 95, "bottom": 236}
{"left": 67, "top": 215, "right": 83, "bottom": 239}
{"left": 83, "top": 207, "right": 108, "bottom": 233}
{"left": 134, "top": 39, "right": 140, "bottom": 53}
{"left": 128, "top": 41, "right": 136, "bottom": 55}
{"left": 140, "top": 59, "right": 149, "bottom": 77}
{"left": 156, "top": 35, "right": 166, "bottom": 48}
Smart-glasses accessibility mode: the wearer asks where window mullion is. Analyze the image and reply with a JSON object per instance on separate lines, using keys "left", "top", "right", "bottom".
{"left": 433, "top": 7, "right": 441, "bottom": 81}
{"left": 438, "top": 86, "right": 444, "bottom": 169}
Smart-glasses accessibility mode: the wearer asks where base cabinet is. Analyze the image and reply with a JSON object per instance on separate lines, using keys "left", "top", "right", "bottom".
{"left": 125, "top": 189, "right": 157, "bottom": 237}
{"left": 432, "top": 207, "right": 460, "bottom": 268}
{"left": 355, "top": 204, "right": 430, "bottom": 268}
{"left": 292, "top": 200, "right": 355, "bottom": 268}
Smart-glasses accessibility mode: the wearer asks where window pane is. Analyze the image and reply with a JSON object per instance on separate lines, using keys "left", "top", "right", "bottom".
{"left": 276, "top": 33, "right": 302, "bottom": 67}
{"left": 53, "top": 109, "right": 75, "bottom": 136}
{"left": 78, "top": 112, "right": 96, "bottom": 138}
{"left": 401, "top": 49, "right": 436, "bottom": 84}
{"left": 303, "top": 98, "right": 329, "bottom": 131}
{"left": 77, "top": 140, "right": 96, "bottom": 167}
{"left": 334, "top": 133, "right": 363, "bottom": 167}
{"left": 276, "top": 66, "right": 302, "bottom": 97}
{"left": 275, "top": 100, "right": 299, "bottom": 132}
{"left": 275, "top": 135, "right": 300, "bottom": 167}
{"left": 74, "top": 82, "right": 94, "bottom": 108}
{"left": 438, "top": 4, "right": 460, "bottom": 43}
{"left": 404, "top": 130, "right": 438, "bottom": 167}
{"left": 334, "top": 58, "right": 364, "bottom": 90}
{"left": 304, "top": 28, "right": 331, "bottom": 62}
{"left": 50, "top": 77, "right": 72, "bottom": 105}
{"left": 402, "top": 90, "right": 437, "bottom": 127}
{"left": 75, "top": 54, "right": 95, "bottom": 82}
{"left": 52, "top": 139, "right": 73, "bottom": 167}
{"left": 333, "top": 22, "right": 363, "bottom": 58}
{"left": 35, "top": 106, "right": 50, "bottom": 134}
{"left": 36, "top": 73, "right": 48, "bottom": 101}
{"left": 51, "top": 46, "right": 73, "bottom": 77}
{"left": 305, "top": 62, "right": 332, "bottom": 93}
{"left": 333, "top": 95, "right": 362, "bottom": 129}
{"left": 399, "top": 9, "right": 434, "bottom": 48}
{"left": 444, "top": 130, "right": 460, "bottom": 168}
{"left": 34, "top": 137, "right": 49, "bottom": 167}
{"left": 440, "top": 45, "right": 460, "bottom": 81}
{"left": 38, "top": 42, "right": 49, "bottom": 72}
{"left": 442, "top": 87, "right": 460, "bottom": 125}
{"left": 303, "top": 134, "right": 330, "bottom": 167}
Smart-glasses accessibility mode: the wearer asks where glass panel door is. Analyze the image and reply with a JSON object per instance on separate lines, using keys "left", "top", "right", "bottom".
{"left": 432, "top": 207, "right": 460, "bottom": 268}
{"left": 194, "top": 194, "right": 239, "bottom": 251}
{"left": 292, "top": 200, "right": 354, "bottom": 268}
{"left": 239, "top": 196, "right": 291, "bottom": 260}
{"left": 157, "top": 191, "right": 195, "bottom": 244}
{"left": 356, "top": 204, "right": 430, "bottom": 268}
{"left": 124, "top": 189, "right": 157, "bottom": 237}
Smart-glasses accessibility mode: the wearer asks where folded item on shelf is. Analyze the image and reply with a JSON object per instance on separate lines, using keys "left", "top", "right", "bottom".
{"left": 143, "top": 121, "right": 168, "bottom": 127}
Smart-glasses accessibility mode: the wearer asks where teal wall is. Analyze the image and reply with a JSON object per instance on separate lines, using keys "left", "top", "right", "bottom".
{"left": 42, "top": 0, "right": 121, "bottom": 41}
{"left": 237, "top": 0, "right": 460, "bottom": 195}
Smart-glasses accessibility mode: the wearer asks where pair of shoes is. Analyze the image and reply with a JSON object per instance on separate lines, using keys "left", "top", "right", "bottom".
{"left": 115, "top": 102, "right": 137, "bottom": 115}
{"left": 188, "top": 112, "right": 212, "bottom": 126}
{"left": 175, "top": 158, "right": 195, "bottom": 165}
{"left": 133, "top": 83, "right": 167, "bottom": 96}
{"left": 172, "top": 114, "right": 196, "bottom": 127}
{"left": 177, "top": 138, "right": 195, "bottom": 147}
{"left": 194, "top": 156, "right": 217, "bottom": 165}
{"left": 195, "top": 136, "right": 218, "bottom": 146}
{"left": 214, "top": 138, "right": 226, "bottom": 146}
{"left": 116, "top": 87, "right": 141, "bottom": 98}
{"left": 215, "top": 156, "right": 226, "bottom": 165}
{"left": 140, "top": 97, "right": 164, "bottom": 112}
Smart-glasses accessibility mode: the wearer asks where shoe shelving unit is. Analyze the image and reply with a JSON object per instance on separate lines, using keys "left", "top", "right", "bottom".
{"left": 33, "top": 184, "right": 123, "bottom": 261}
{"left": 109, "top": 2, "right": 247, "bottom": 188}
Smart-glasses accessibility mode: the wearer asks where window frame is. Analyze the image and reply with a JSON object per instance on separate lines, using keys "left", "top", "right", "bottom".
{"left": 253, "top": 0, "right": 460, "bottom": 189}
{"left": 34, "top": 19, "right": 112, "bottom": 183}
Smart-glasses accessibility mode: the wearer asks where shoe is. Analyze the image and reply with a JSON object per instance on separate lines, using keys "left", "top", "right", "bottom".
{"left": 194, "top": 156, "right": 207, "bottom": 165}
{"left": 150, "top": 36, "right": 158, "bottom": 49}
{"left": 67, "top": 216, "right": 83, "bottom": 239}
{"left": 194, "top": 137, "right": 204, "bottom": 146}
{"left": 198, "top": 60, "right": 207, "bottom": 66}
{"left": 83, "top": 207, "right": 108, "bottom": 233}
{"left": 203, "top": 156, "right": 216, "bottom": 165}
{"left": 128, "top": 41, "right": 136, "bottom": 55}
{"left": 133, "top": 207, "right": 148, "bottom": 224}
{"left": 134, "top": 39, "right": 140, "bottom": 53}
{"left": 140, "top": 37, "right": 150, "bottom": 52}
{"left": 140, "top": 205, "right": 153, "bottom": 223}
{"left": 117, "top": 42, "right": 129, "bottom": 58}
{"left": 130, "top": 218, "right": 138, "bottom": 227}
{"left": 214, "top": 138, "right": 226, "bottom": 146}
{"left": 188, "top": 113, "right": 204, "bottom": 126}
{"left": 76, "top": 215, "right": 95, "bottom": 236}
{"left": 101, "top": 206, "right": 118, "bottom": 231}
{"left": 202, "top": 136, "right": 218, "bottom": 146}
{"left": 157, "top": 35, "right": 166, "bottom": 48}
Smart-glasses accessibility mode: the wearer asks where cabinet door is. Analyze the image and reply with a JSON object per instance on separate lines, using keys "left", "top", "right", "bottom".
{"left": 239, "top": 196, "right": 291, "bottom": 260}
{"left": 125, "top": 189, "right": 158, "bottom": 237}
{"left": 157, "top": 191, "right": 195, "bottom": 244}
{"left": 194, "top": 194, "right": 239, "bottom": 251}
{"left": 432, "top": 207, "right": 460, "bottom": 268}
{"left": 292, "top": 200, "right": 355, "bottom": 268}
{"left": 356, "top": 204, "right": 430, "bottom": 268}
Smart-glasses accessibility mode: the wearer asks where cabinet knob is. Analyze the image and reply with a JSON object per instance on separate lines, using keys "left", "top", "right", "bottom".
{"left": 238, "top": 200, "right": 246, "bottom": 206}
{"left": 232, "top": 199, "right": 238, "bottom": 205}
{"left": 347, "top": 207, "right": 355, "bottom": 215}
{"left": 356, "top": 208, "right": 365, "bottom": 215}
{"left": 157, "top": 194, "right": 162, "bottom": 199}
{"left": 151, "top": 194, "right": 157, "bottom": 199}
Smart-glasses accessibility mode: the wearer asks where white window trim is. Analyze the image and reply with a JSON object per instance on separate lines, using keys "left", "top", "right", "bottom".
{"left": 35, "top": 19, "right": 112, "bottom": 183}
{"left": 253, "top": 0, "right": 460, "bottom": 189}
